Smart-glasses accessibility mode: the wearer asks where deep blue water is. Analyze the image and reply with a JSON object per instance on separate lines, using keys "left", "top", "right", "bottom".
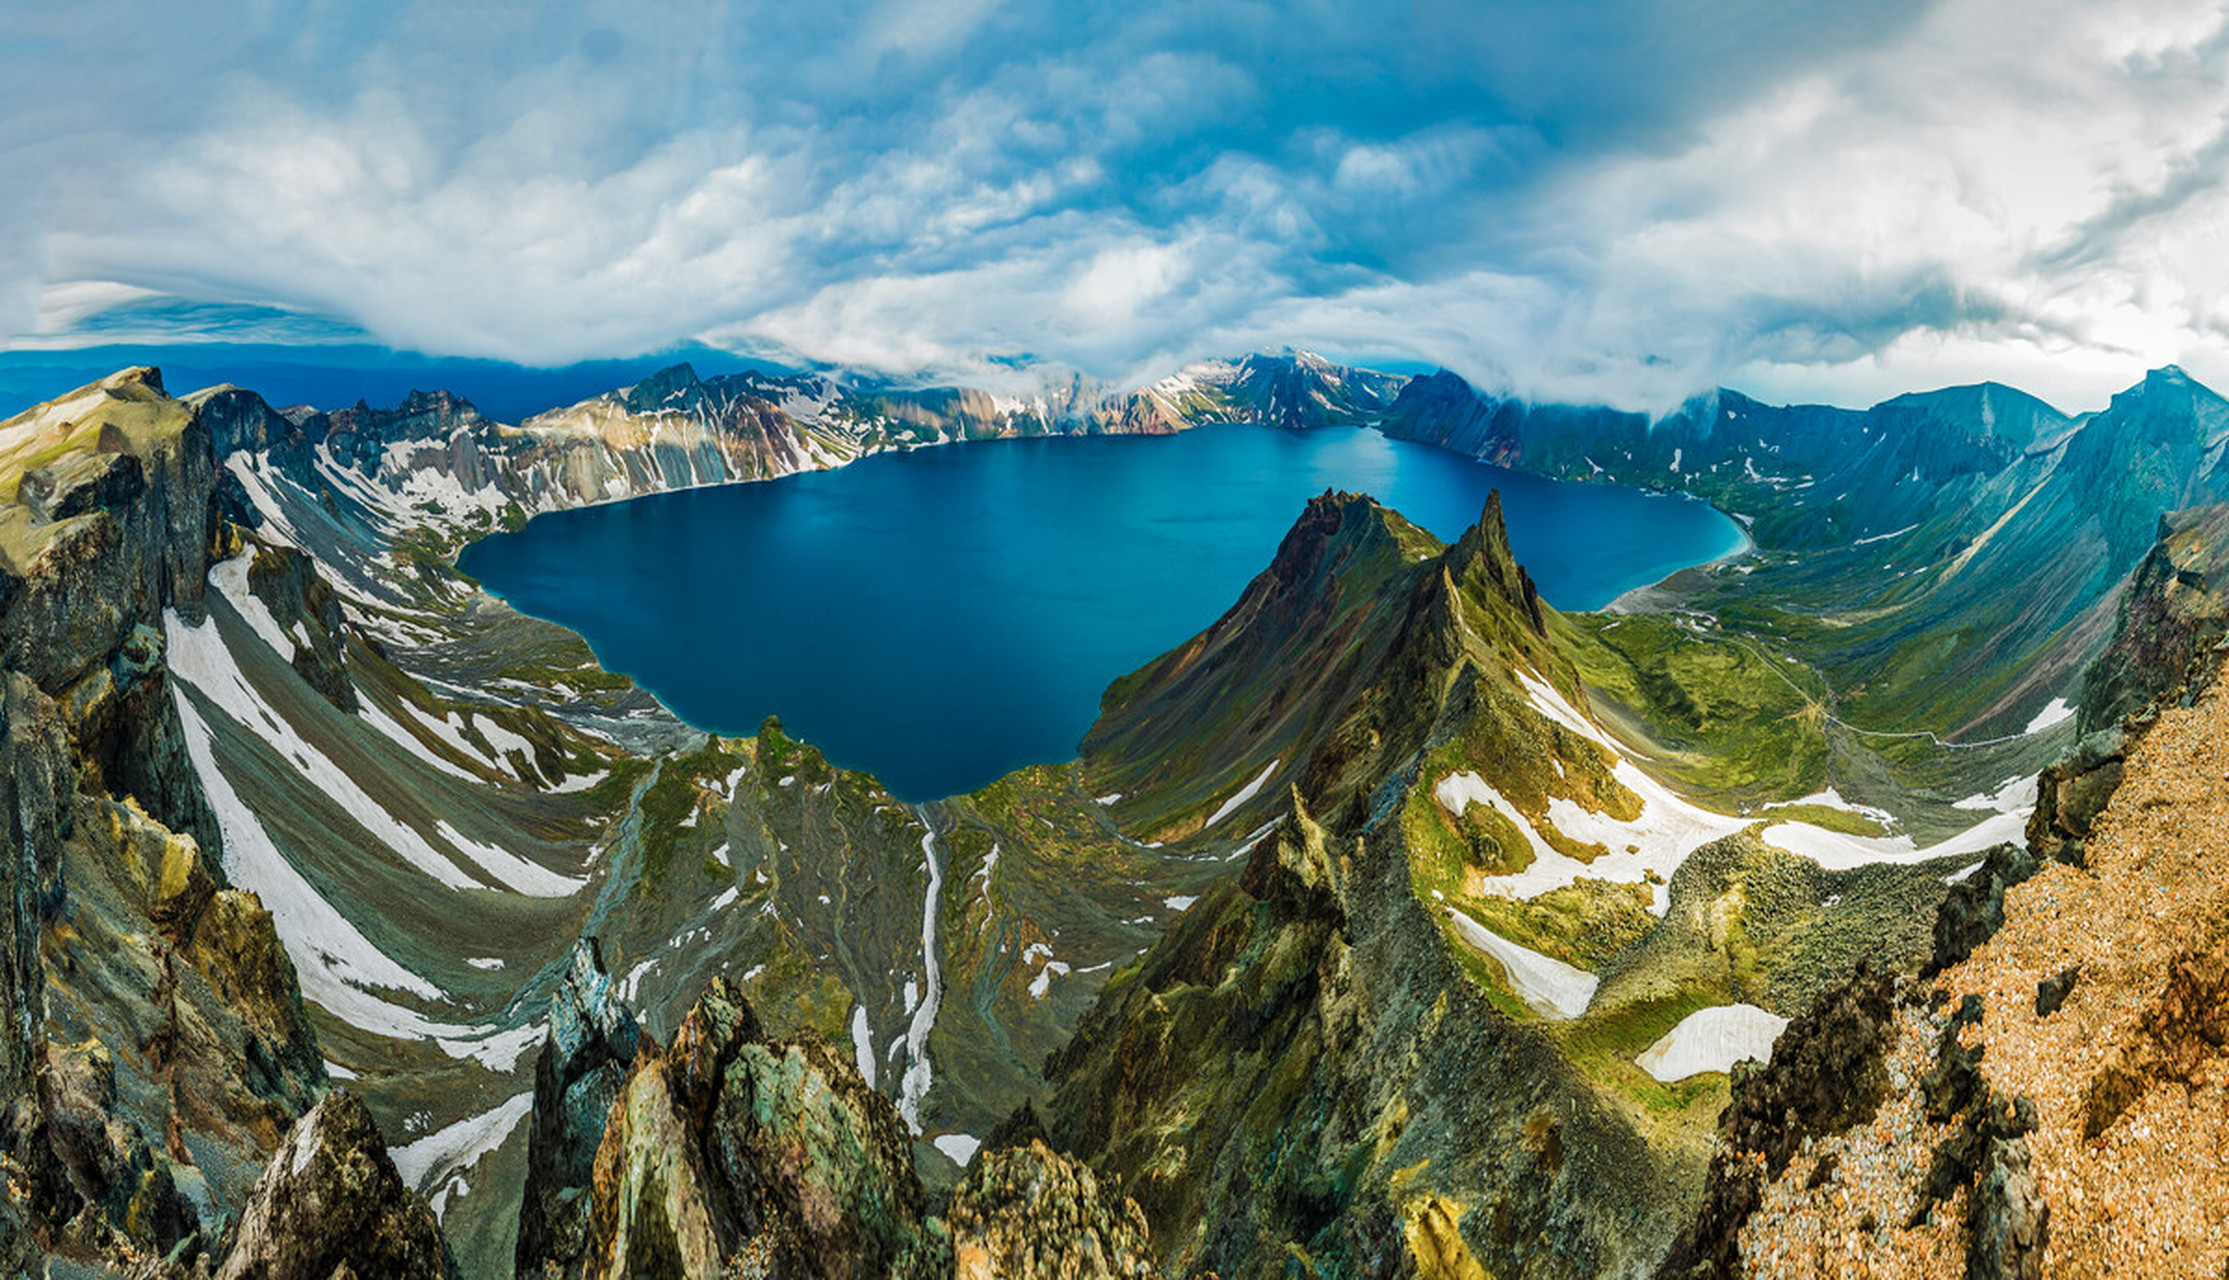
{"left": 461, "top": 427, "right": 1745, "bottom": 800}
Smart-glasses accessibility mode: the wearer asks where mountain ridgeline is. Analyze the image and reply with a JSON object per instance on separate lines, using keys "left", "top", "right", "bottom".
{"left": 0, "top": 350, "right": 2223, "bottom": 1276}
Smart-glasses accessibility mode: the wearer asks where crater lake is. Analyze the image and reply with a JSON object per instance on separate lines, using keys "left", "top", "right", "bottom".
{"left": 460, "top": 426, "right": 1747, "bottom": 800}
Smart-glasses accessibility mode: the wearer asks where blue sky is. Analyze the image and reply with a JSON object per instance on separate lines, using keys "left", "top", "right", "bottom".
{"left": 3, "top": 0, "right": 2226, "bottom": 413}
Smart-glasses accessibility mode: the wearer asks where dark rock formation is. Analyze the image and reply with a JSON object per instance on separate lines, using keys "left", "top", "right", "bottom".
{"left": 1927, "top": 842, "right": 2040, "bottom": 976}
{"left": 1968, "top": 1130, "right": 2049, "bottom": 1280}
{"left": 216, "top": 1091, "right": 453, "bottom": 1280}
{"left": 1902, "top": 1024, "right": 2049, "bottom": 1278}
{"left": 245, "top": 542, "right": 355, "bottom": 712}
{"left": 2034, "top": 966, "right": 2079, "bottom": 1019}
{"left": 2025, "top": 728, "right": 2127, "bottom": 868}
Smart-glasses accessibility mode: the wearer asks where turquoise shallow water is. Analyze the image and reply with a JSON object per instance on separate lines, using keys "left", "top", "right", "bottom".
{"left": 460, "top": 426, "right": 1745, "bottom": 800}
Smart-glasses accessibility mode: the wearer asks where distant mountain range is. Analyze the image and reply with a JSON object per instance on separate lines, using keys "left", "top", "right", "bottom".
{"left": 193, "top": 346, "right": 2229, "bottom": 746}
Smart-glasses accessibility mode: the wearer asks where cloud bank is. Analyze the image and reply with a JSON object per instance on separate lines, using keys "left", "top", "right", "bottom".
{"left": 2, "top": 0, "right": 2225, "bottom": 411}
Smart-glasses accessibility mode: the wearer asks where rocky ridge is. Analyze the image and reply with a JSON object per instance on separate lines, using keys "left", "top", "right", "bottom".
{"left": 0, "top": 367, "right": 346, "bottom": 1274}
{"left": 1036, "top": 492, "right": 1978, "bottom": 1276}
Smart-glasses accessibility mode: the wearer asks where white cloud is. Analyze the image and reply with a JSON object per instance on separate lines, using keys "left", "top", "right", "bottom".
{"left": 4, "top": 0, "right": 2226, "bottom": 412}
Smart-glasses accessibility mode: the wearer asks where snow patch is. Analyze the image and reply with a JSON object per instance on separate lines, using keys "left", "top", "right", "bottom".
{"left": 1759, "top": 808, "right": 2031, "bottom": 871}
{"left": 2024, "top": 698, "right": 2074, "bottom": 735}
{"left": 1852, "top": 523, "right": 1919, "bottom": 547}
{"left": 1953, "top": 774, "right": 2040, "bottom": 815}
{"left": 851, "top": 1006, "right": 878, "bottom": 1091}
{"left": 389, "top": 1091, "right": 534, "bottom": 1214}
{"left": 434, "top": 821, "right": 586, "bottom": 898}
{"left": 932, "top": 1134, "right": 981, "bottom": 1166}
{"left": 435, "top": 1021, "right": 545, "bottom": 1073}
{"left": 1205, "top": 758, "right": 1281, "bottom": 828}
{"left": 897, "top": 824, "right": 945, "bottom": 1134}
{"left": 1442, "top": 907, "right": 1597, "bottom": 1019}
{"left": 1636, "top": 1005, "right": 1789, "bottom": 1082}
{"left": 1029, "top": 960, "right": 1072, "bottom": 1000}
{"left": 356, "top": 701, "right": 482, "bottom": 783}
{"left": 474, "top": 714, "right": 534, "bottom": 764}
{"left": 209, "top": 556, "right": 294, "bottom": 657}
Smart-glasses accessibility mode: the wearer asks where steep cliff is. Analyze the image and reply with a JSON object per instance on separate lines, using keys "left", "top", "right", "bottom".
{"left": 0, "top": 369, "right": 339, "bottom": 1274}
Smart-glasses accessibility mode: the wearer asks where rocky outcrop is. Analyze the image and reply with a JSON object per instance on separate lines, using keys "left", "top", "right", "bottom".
{"left": 516, "top": 939, "right": 644, "bottom": 1280}
{"left": 2077, "top": 503, "right": 2229, "bottom": 733}
{"left": 1, "top": 368, "right": 217, "bottom": 697}
{"left": 216, "top": 1090, "right": 453, "bottom": 1280}
{"left": 1967, "top": 1130, "right": 2049, "bottom": 1280}
{"left": 519, "top": 968, "right": 1162, "bottom": 1280}
{"left": 946, "top": 1139, "right": 1155, "bottom": 1280}
{"left": 244, "top": 542, "right": 356, "bottom": 712}
{"left": 577, "top": 979, "right": 942, "bottom": 1278}
{"left": 2023, "top": 728, "right": 2126, "bottom": 868}
{"left": 1927, "top": 842, "right": 2039, "bottom": 976}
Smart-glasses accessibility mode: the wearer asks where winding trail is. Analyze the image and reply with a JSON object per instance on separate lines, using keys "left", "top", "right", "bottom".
{"left": 1719, "top": 630, "right": 2057, "bottom": 752}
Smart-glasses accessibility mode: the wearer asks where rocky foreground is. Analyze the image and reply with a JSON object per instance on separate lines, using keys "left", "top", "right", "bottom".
{"left": 1662, "top": 506, "right": 2229, "bottom": 1278}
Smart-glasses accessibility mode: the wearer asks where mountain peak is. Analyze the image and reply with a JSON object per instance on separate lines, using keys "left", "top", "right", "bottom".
{"left": 109, "top": 365, "right": 165, "bottom": 396}
{"left": 624, "top": 362, "right": 705, "bottom": 414}
{"left": 1447, "top": 488, "right": 1548, "bottom": 637}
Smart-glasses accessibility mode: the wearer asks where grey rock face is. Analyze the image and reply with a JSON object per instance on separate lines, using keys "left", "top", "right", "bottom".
{"left": 1967, "top": 1134, "right": 2049, "bottom": 1279}
{"left": 19, "top": 450, "right": 145, "bottom": 525}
